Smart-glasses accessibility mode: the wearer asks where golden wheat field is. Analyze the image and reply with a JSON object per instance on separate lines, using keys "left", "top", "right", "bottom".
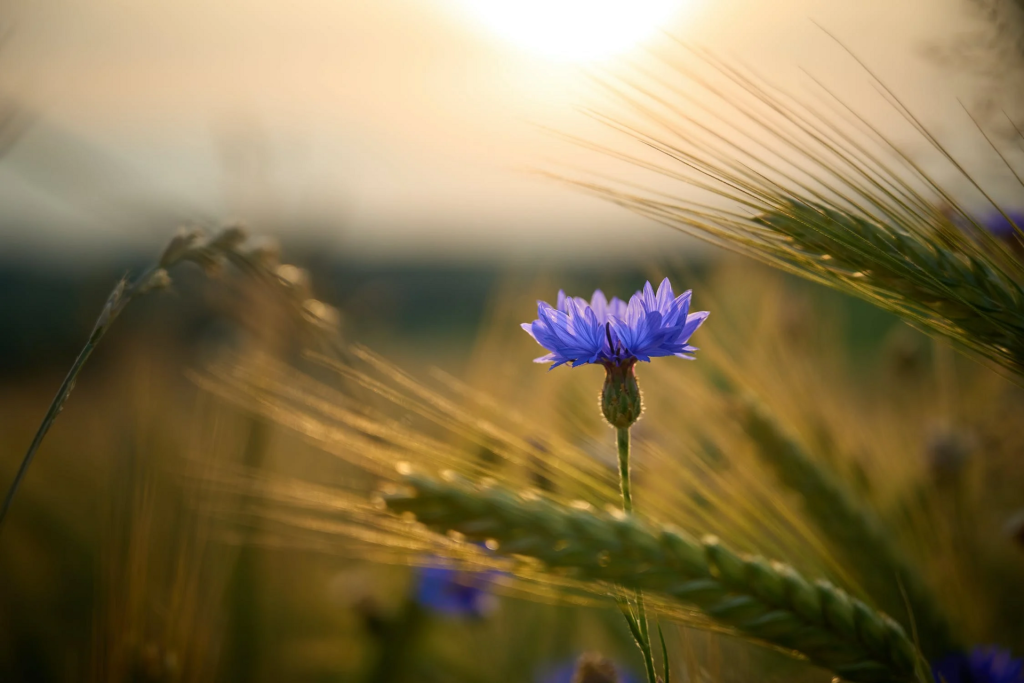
{"left": 2, "top": 1, "right": 1024, "bottom": 682}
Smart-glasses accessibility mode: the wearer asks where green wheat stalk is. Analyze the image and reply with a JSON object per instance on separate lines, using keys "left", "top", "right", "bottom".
{"left": 738, "top": 394, "right": 958, "bottom": 658}
{"left": 384, "top": 472, "right": 928, "bottom": 683}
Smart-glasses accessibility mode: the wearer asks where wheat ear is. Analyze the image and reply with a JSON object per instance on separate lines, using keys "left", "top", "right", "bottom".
{"left": 0, "top": 226, "right": 339, "bottom": 530}
{"left": 754, "top": 201, "right": 1024, "bottom": 375}
{"left": 384, "top": 473, "right": 927, "bottom": 683}
{"left": 739, "top": 395, "right": 958, "bottom": 659}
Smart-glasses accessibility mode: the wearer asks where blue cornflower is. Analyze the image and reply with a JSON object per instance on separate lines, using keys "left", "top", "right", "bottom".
{"left": 944, "top": 205, "right": 1024, "bottom": 247}
{"left": 978, "top": 211, "right": 1024, "bottom": 241}
{"left": 932, "top": 646, "right": 1024, "bottom": 683}
{"left": 413, "top": 561, "right": 497, "bottom": 618}
{"left": 522, "top": 278, "right": 708, "bottom": 369}
{"left": 522, "top": 278, "right": 707, "bottom": 429}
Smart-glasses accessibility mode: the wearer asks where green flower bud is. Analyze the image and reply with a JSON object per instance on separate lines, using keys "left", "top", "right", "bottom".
{"left": 601, "top": 360, "right": 642, "bottom": 429}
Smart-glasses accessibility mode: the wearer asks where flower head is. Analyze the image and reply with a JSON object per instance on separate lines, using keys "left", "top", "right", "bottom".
{"left": 932, "top": 646, "right": 1024, "bottom": 683}
{"left": 521, "top": 278, "right": 708, "bottom": 369}
{"left": 413, "top": 561, "right": 497, "bottom": 618}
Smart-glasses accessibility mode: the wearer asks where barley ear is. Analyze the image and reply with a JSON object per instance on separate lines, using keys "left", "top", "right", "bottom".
{"left": 738, "top": 394, "right": 959, "bottom": 659}
{"left": 753, "top": 201, "right": 1024, "bottom": 376}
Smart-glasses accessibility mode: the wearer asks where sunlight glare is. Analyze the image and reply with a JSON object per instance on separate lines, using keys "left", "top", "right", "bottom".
{"left": 458, "top": 0, "right": 688, "bottom": 62}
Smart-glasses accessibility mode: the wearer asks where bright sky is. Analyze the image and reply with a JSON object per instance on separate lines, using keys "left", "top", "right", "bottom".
{"left": 0, "top": 0, "right": 1010, "bottom": 261}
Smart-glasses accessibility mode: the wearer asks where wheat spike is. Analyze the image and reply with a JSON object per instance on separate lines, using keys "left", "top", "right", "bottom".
{"left": 0, "top": 225, "right": 341, "bottom": 530}
{"left": 739, "top": 394, "right": 958, "bottom": 659}
{"left": 384, "top": 473, "right": 926, "bottom": 683}
{"left": 754, "top": 200, "right": 1024, "bottom": 374}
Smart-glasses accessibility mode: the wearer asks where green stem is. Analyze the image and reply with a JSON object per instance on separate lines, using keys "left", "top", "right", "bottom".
{"left": 0, "top": 229, "right": 282, "bottom": 535}
{"left": 617, "top": 427, "right": 632, "bottom": 513}
{"left": 616, "top": 427, "right": 658, "bottom": 683}
{"left": 634, "top": 594, "right": 656, "bottom": 683}
{"left": 0, "top": 267, "right": 155, "bottom": 532}
{"left": 366, "top": 600, "right": 426, "bottom": 683}
{"left": 222, "top": 416, "right": 270, "bottom": 681}
{"left": 0, "top": 331, "right": 102, "bottom": 529}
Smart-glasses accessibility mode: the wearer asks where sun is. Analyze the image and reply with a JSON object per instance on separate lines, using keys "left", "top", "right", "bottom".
{"left": 458, "top": 0, "right": 688, "bottom": 62}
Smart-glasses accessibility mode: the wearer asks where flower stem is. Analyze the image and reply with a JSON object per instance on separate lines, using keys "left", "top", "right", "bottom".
{"left": 616, "top": 427, "right": 658, "bottom": 683}
{"left": 0, "top": 333, "right": 101, "bottom": 529}
{"left": 617, "top": 427, "right": 633, "bottom": 513}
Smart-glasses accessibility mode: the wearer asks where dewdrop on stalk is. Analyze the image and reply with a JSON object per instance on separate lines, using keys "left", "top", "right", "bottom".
{"left": 521, "top": 278, "right": 708, "bottom": 428}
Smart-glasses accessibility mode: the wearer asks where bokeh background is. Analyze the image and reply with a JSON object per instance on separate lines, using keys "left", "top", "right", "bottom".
{"left": 2, "top": 0, "right": 1024, "bottom": 681}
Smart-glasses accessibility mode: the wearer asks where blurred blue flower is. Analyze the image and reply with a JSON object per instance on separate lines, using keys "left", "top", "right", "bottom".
{"left": 536, "top": 653, "right": 639, "bottom": 683}
{"left": 978, "top": 211, "right": 1024, "bottom": 241}
{"left": 522, "top": 278, "right": 708, "bottom": 369}
{"left": 944, "top": 206, "right": 1024, "bottom": 245}
{"left": 932, "top": 646, "right": 1023, "bottom": 683}
{"left": 413, "top": 561, "right": 497, "bottom": 618}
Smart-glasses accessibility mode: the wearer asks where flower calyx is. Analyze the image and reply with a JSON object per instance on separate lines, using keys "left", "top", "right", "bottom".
{"left": 601, "top": 360, "right": 642, "bottom": 429}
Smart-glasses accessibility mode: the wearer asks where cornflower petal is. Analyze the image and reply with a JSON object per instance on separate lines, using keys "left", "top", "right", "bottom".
{"left": 655, "top": 277, "right": 676, "bottom": 312}
{"left": 611, "top": 310, "right": 659, "bottom": 358}
{"left": 608, "top": 297, "right": 627, "bottom": 320}
{"left": 641, "top": 280, "right": 659, "bottom": 312}
{"left": 529, "top": 313, "right": 565, "bottom": 351}
{"left": 678, "top": 310, "right": 709, "bottom": 339}
{"left": 590, "top": 289, "right": 609, "bottom": 322}
{"left": 675, "top": 344, "right": 699, "bottom": 359}
{"left": 662, "top": 290, "right": 692, "bottom": 326}
{"left": 565, "top": 299, "right": 605, "bottom": 362}
{"left": 625, "top": 292, "right": 645, "bottom": 326}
